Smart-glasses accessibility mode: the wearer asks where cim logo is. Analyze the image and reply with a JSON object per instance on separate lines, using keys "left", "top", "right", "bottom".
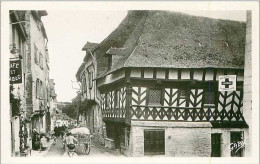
{"left": 219, "top": 75, "right": 236, "bottom": 91}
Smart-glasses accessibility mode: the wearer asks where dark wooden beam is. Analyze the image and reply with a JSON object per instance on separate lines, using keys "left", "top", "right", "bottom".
{"left": 202, "top": 69, "right": 206, "bottom": 81}
{"left": 153, "top": 68, "right": 156, "bottom": 79}
{"left": 165, "top": 69, "right": 169, "bottom": 80}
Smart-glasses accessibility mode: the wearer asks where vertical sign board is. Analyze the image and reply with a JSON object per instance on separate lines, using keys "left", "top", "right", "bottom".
{"left": 10, "top": 59, "right": 22, "bottom": 84}
{"left": 219, "top": 75, "right": 236, "bottom": 91}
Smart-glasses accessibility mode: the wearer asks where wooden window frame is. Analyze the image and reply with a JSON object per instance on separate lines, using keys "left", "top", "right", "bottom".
{"left": 147, "top": 88, "right": 163, "bottom": 106}
{"left": 204, "top": 90, "right": 216, "bottom": 107}
{"left": 178, "top": 88, "right": 189, "bottom": 107}
{"left": 144, "top": 129, "right": 165, "bottom": 155}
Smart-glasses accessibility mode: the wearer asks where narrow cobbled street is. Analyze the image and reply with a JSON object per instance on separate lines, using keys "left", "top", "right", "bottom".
{"left": 31, "top": 137, "right": 121, "bottom": 157}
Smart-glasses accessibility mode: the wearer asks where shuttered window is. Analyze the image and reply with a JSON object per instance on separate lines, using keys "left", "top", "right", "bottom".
{"left": 144, "top": 130, "right": 165, "bottom": 155}
{"left": 34, "top": 45, "right": 39, "bottom": 64}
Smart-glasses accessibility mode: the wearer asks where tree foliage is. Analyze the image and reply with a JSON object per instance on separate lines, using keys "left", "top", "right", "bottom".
{"left": 61, "top": 93, "right": 81, "bottom": 119}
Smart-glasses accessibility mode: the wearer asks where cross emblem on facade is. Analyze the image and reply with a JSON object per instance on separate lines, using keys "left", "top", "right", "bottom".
{"left": 222, "top": 78, "right": 233, "bottom": 88}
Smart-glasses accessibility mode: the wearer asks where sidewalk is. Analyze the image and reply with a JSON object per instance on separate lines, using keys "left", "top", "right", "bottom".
{"left": 30, "top": 139, "right": 54, "bottom": 157}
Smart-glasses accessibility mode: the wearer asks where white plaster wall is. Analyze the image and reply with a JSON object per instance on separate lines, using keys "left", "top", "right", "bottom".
{"left": 194, "top": 69, "right": 203, "bottom": 80}
{"left": 168, "top": 69, "right": 178, "bottom": 79}
{"left": 131, "top": 68, "right": 141, "bottom": 78}
{"left": 144, "top": 68, "right": 153, "bottom": 78}
{"left": 205, "top": 69, "right": 214, "bottom": 81}
{"left": 181, "top": 69, "right": 190, "bottom": 79}
{"left": 156, "top": 69, "right": 165, "bottom": 79}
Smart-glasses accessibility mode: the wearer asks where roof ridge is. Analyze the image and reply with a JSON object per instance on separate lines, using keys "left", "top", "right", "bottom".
{"left": 91, "top": 11, "right": 133, "bottom": 52}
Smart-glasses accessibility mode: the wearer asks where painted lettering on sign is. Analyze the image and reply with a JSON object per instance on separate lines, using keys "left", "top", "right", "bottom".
{"left": 230, "top": 141, "right": 244, "bottom": 153}
{"left": 219, "top": 75, "right": 236, "bottom": 91}
{"left": 10, "top": 59, "right": 22, "bottom": 84}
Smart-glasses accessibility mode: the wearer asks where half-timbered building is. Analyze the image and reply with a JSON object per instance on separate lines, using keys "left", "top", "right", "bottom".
{"left": 77, "top": 10, "right": 249, "bottom": 157}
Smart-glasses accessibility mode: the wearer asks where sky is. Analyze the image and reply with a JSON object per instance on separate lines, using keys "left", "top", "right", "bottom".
{"left": 41, "top": 10, "right": 246, "bottom": 102}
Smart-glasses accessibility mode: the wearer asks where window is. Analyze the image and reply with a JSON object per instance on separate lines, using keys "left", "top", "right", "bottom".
{"left": 88, "top": 71, "right": 93, "bottom": 89}
{"left": 39, "top": 53, "right": 43, "bottom": 69}
{"left": 148, "top": 89, "right": 162, "bottom": 105}
{"left": 34, "top": 45, "right": 39, "bottom": 64}
{"left": 231, "top": 132, "right": 244, "bottom": 157}
{"left": 211, "top": 133, "right": 221, "bottom": 157}
{"left": 81, "top": 72, "right": 86, "bottom": 93}
{"left": 144, "top": 130, "right": 165, "bottom": 155}
{"left": 179, "top": 89, "right": 186, "bottom": 98}
{"left": 36, "top": 78, "right": 39, "bottom": 98}
{"left": 204, "top": 91, "right": 216, "bottom": 106}
{"left": 36, "top": 79, "right": 44, "bottom": 99}
{"left": 40, "top": 80, "right": 43, "bottom": 99}
{"left": 178, "top": 89, "right": 188, "bottom": 107}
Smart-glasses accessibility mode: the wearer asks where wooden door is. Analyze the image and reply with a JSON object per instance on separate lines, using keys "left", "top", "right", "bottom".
{"left": 144, "top": 130, "right": 165, "bottom": 155}
{"left": 211, "top": 133, "right": 221, "bottom": 157}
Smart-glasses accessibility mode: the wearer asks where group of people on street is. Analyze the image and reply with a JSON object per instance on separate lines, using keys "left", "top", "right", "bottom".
{"left": 31, "top": 129, "right": 48, "bottom": 151}
{"left": 31, "top": 125, "right": 67, "bottom": 151}
{"left": 54, "top": 125, "right": 67, "bottom": 138}
{"left": 31, "top": 125, "right": 80, "bottom": 156}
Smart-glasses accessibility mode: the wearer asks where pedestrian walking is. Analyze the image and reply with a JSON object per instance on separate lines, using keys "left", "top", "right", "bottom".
{"left": 40, "top": 133, "right": 48, "bottom": 151}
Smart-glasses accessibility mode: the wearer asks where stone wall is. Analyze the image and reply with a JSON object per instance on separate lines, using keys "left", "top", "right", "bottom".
{"left": 130, "top": 121, "right": 212, "bottom": 157}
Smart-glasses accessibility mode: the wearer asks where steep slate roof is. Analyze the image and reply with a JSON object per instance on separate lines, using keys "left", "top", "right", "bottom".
{"left": 93, "top": 11, "right": 149, "bottom": 78}
{"left": 93, "top": 10, "right": 246, "bottom": 78}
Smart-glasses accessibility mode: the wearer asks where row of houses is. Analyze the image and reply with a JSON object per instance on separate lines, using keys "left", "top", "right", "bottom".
{"left": 9, "top": 10, "right": 57, "bottom": 156}
{"left": 76, "top": 11, "right": 252, "bottom": 157}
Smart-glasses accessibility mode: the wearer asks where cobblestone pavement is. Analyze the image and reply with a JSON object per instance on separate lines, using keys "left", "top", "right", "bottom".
{"left": 30, "top": 137, "right": 122, "bottom": 157}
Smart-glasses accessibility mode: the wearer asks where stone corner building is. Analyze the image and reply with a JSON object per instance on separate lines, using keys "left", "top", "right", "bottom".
{"left": 76, "top": 10, "right": 250, "bottom": 157}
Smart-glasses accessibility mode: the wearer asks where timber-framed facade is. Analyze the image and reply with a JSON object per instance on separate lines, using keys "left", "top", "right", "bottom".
{"left": 76, "top": 10, "right": 250, "bottom": 157}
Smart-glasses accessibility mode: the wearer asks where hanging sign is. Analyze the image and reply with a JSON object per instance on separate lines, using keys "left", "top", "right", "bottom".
{"left": 10, "top": 59, "right": 22, "bottom": 84}
{"left": 219, "top": 75, "right": 236, "bottom": 91}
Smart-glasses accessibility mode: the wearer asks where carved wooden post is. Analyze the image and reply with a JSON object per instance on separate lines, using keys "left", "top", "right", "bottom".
{"left": 125, "top": 68, "right": 132, "bottom": 125}
{"left": 125, "top": 84, "right": 132, "bottom": 125}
